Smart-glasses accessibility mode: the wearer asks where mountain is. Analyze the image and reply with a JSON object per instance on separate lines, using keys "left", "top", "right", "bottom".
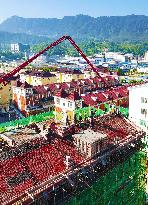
{"left": 0, "top": 31, "right": 49, "bottom": 44}
{"left": 0, "top": 14, "right": 148, "bottom": 41}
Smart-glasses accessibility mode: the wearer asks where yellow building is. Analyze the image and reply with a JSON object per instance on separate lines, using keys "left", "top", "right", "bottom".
{"left": 55, "top": 69, "right": 84, "bottom": 83}
{"left": 72, "top": 70, "right": 84, "bottom": 81}
{"left": 0, "top": 75, "right": 17, "bottom": 111}
{"left": 20, "top": 71, "right": 57, "bottom": 86}
{"left": 54, "top": 90, "right": 82, "bottom": 125}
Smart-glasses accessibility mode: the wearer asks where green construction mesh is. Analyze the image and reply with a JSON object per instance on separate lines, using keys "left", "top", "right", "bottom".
{"left": 0, "top": 111, "right": 54, "bottom": 130}
{"left": 65, "top": 151, "right": 146, "bottom": 205}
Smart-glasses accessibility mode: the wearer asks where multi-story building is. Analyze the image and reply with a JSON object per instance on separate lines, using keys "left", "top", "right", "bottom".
{"left": 55, "top": 69, "right": 84, "bottom": 83}
{"left": 54, "top": 90, "right": 82, "bottom": 124}
{"left": 12, "top": 81, "right": 54, "bottom": 116}
{"left": 0, "top": 73, "right": 18, "bottom": 112}
{"left": 129, "top": 83, "right": 148, "bottom": 134}
{"left": 144, "top": 51, "right": 148, "bottom": 62}
{"left": 11, "top": 43, "right": 30, "bottom": 53}
{"left": 20, "top": 71, "right": 57, "bottom": 86}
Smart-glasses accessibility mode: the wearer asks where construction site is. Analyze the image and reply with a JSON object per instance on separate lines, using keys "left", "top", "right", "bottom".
{"left": 0, "top": 36, "right": 147, "bottom": 205}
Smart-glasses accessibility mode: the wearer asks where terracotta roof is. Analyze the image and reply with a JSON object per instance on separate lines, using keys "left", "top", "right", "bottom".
{"left": 20, "top": 81, "right": 32, "bottom": 89}
{"left": 67, "top": 92, "right": 80, "bottom": 100}
{"left": 47, "top": 83, "right": 60, "bottom": 92}
{"left": 70, "top": 80, "right": 78, "bottom": 88}
{"left": 82, "top": 95, "right": 97, "bottom": 106}
{"left": 105, "top": 90, "right": 118, "bottom": 100}
{"left": 55, "top": 89, "right": 69, "bottom": 98}
{"left": 93, "top": 77, "right": 102, "bottom": 84}
{"left": 96, "top": 93, "right": 108, "bottom": 103}
{"left": 107, "top": 76, "right": 115, "bottom": 81}
{"left": 117, "top": 87, "right": 128, "bottom": 97}
{"left": 15, "top": 80, "right": 32, "bottom": 89}
{"left": 33, "top": 86, "right": 47, "bottom": 94}
{"left": 29, "top": 71, "right": 56, "bottom": 77}
{"left": 84, "top": 79, "right": 93, "bottom": 85}
{"left": 60, "top": 82, "right": 70, "bottom": 90}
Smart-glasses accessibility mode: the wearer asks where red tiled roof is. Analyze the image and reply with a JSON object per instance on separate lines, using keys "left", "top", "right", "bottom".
{"left": 82, "top": 95, "right": 97, "bottom": 106}
{"left": 60, "top": 82, "right": 70, "bottom": 90}
{"left": 29, "top": 71, "right": 56, "bottom": 77}
{"left": 93, "top": 77, "right": 102, "bottom": 84}
{"left": 84, "top": 79, "right": 93, "bottom": 85}
{"left": 33, "top": 86, "right": 47, "bottom": 94}
{"left": 96, "top": 92, "right": 108, "bottom": 102}
{"left": 48, "top": 83, "right": 59, "bottom": 92}
{"left": 105, "top": 90, "right": 118, "bottom": 100}
{"left": 70, "top": 80, "right": 78, "bottom": 88}
{"left": 55, "top": 89, "right": 68, "bottom": 98}
{"left": 108, "top": 76, "right": 115, "bottom": 81}
{"left": 117, "top": 87, "right": 128, "bottom": 97}
{"left": 67, "top": 92, "right": 80, "bottom": 101}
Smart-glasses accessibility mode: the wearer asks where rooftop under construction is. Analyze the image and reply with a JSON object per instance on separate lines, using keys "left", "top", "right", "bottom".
{"left": 0, "top": 113, "right": 146, "bottom": 205}
{"left": 0, "top": 36, "right": 147, "bottom": 205}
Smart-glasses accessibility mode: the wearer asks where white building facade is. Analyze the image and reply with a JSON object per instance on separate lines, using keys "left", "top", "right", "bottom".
{"left": 129, "top": 84, "right": 148, "bottom": 132}
{"left": 128, "top": 84, "right": 148, "bottom": 156}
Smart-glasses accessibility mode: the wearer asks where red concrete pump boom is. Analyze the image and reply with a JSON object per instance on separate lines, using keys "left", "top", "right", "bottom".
{"left": 0, "top": 35, "right": 107, "bottom": 86}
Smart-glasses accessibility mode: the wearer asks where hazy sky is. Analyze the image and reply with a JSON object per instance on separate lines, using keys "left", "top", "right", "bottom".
{"left": 0, "top": 0, "right": 148, "bottom": 22}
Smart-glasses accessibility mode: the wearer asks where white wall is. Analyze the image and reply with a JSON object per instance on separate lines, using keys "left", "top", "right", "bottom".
{"left": 129, "top": 84, "right": 148, "bottom": 132}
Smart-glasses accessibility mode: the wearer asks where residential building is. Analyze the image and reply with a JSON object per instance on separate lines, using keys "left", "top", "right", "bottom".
{"left": 0, "top": 73, "right": 18, "bottom": 112}
{"left": 128, "top": 83, "right": 148, "bottom": 134}
{"left": 20, "top": 71, "right": 57, "bottom": 86}
{"left": 54, "top": 90, "right": 82, "bottom": 124}
{"left": 12, "top": 81, "right": 54, "bottom": 116}
{"left": 144, "top": 51, "right": 148, "bottom": 62}
{"left": 11, "top": 43, "right": 30, "bottom": 53}
{"left": 55, "top": 69, "right": 84, "bottom": 83}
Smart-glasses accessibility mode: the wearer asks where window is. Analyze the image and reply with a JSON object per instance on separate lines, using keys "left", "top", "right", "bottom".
{"left": 141, "top": 108, "right": 147, "bottom": 118}
{"left": 68, "top": 101, "right": 73, "bottom": 108}
{"left": 82, "top": 141, "right": 84, "bottom": 152}
{"left": 141, "top": 97, "right": 144, "bottom": 103}
{"left": 63, "top": 103, "right": 65, "bottom": 106}
{"left": 141, "top": 97, "right": 147, "bottom": 103}
{"left": 56, "top": 98, "right": 60, "bottom": 105}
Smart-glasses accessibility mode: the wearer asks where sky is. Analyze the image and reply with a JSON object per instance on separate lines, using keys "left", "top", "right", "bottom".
{"left": 0, "top": 0, "right": 148, "bottom": 22}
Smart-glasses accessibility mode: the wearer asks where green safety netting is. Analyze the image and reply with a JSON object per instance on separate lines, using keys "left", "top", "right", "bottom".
{"left": 65, "top": 151, "right": 146, "bottom": 205}
{"left": 0, "top": 103, "right": 128, "bottom": 131}
{"left": 75, "top": 103, "right": 128, "bottom": 120}
{"left": 0, "top": 111, "right": 54, "bottom": 131}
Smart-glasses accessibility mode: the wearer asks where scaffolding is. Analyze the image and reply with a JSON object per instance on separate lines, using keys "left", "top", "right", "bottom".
{"left": 65, "top": 151, "right": 146, "bottom": 205}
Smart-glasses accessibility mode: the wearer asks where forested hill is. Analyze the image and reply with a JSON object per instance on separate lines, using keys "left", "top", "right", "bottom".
{"left": 0, "top": 14, "right": 148, "bottom": 41}
{"left": 0, "top": 31, "right": 49, "bottom": 44}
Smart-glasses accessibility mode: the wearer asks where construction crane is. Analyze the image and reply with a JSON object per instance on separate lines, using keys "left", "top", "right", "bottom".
{"left": 0, "top": 35, "right": 108, "bottom": 86}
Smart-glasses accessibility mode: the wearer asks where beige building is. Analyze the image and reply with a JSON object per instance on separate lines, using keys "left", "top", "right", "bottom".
{"left": 73, "top": 129, "right": 107, "bottom": 158}
{"left": 55, "top": 69, "right": 84, "bottom": 83}
{"left": 0, "top": 74, "right": 17, "bottom": 111}
{"left": 20, "top": 71, "right": 57, "bottom": 86}
{"left": 0, "top": 83, "right": 12, "bottom": 111}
